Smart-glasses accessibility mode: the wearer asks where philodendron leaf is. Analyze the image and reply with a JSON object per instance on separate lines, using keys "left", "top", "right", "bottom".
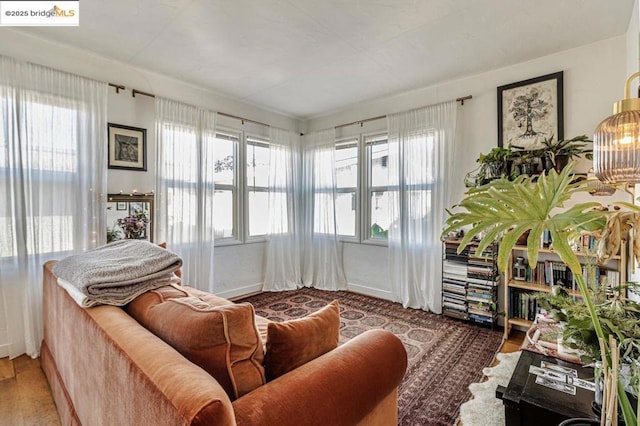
{"left": 442, "top": 161, "right": 610, "bottom": 270}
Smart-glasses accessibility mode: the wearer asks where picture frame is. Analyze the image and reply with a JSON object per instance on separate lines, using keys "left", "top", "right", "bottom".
{"left": 497, "top": 71, "right": 563, "bottom": 149}
{"left": 116, "top": 202, "right": 127, "bottom": 211}
{"left": 107, "top": 123, "right": 147, "bottom": 171}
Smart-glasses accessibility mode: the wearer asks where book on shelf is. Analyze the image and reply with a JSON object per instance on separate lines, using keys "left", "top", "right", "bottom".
{"left": 468, "top": 313, "right": 495, "bottom": 325}
{"left": 443, "top": 308, "right": 468, "bottom": 320}
{"left": 509, "top": 289, "right": 538, "bottom": 321}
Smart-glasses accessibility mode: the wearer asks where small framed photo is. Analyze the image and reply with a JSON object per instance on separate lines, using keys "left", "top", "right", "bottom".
{"left": 116, "top": 202, "right": 127, "bottom": 211}
{"left": 108, "top": 123, "right": 147, "bottom": 171}
{"left": 497, "top": 71, "right": 563, "bottom": 149}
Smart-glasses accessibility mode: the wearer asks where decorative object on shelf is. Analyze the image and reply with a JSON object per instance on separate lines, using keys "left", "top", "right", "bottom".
{"left": 593, "top": 71, "right": 640, "bottom": 184}
{"left": 117, "top": 210, "right": 149, "bottom": 239}
{"left": 107, "top": 123, "right": 147, "bottom": 171}
{"left": 443, "top": 161, "right": 640, "bottom": 426}
{"left": 497, "top": 71, "right": 564, "bottom": 149}
{"left": 512, "top": 257, "right": 528, "bottom": 281}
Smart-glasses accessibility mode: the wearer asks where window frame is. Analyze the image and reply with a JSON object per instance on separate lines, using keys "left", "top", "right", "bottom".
{"left": 244, "top": 134, "right": 270, "bottom": 243}
{"left": 213, "top": 128, "right": 242, "bottom": 246}
{"left": 362, "top": 132, "right": 389, "bottom": 246}
{"left": 335, "top": 138, "right": 359, "bottom": 243}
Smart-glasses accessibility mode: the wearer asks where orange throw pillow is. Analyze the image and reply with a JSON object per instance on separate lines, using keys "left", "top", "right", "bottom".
{"left": 264, "top": 300, "right": 340, "bottom": 381}
{"left": 127, "top": 290, "right": 265, "bottom": 399}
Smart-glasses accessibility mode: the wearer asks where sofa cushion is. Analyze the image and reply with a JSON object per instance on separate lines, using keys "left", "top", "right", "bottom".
{"left": 264, "top": 300, "right": 340, "bottom": 381}
{"left": 126, "top": 288, "right": 266, "bottom": 400}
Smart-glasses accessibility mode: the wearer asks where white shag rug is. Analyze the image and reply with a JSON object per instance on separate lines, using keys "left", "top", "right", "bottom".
{"left": 459, "top": 351, "right": 522, "bottom": 426}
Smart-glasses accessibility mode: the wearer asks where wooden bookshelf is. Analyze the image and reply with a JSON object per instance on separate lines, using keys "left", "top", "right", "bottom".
{"left": 503, "top": 242, "right": 626, "bottom": 340}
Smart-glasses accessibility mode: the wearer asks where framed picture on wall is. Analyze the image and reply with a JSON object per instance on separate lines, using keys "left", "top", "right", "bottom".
{"left": 497, "top": 71, "right": 563, "bottom": 149}
{"left": 108, "top": 123, "right": 147, "bottom": 171}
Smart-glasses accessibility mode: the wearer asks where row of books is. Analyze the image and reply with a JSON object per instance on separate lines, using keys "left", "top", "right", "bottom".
{"left": 518, "top": 260, "right": 619, "bottom": 291}
{"left": 530, "top": 232, "right": 606, "bottom": 254}
{"left": 508, "top": 289, "right": 538, "bottom": 321}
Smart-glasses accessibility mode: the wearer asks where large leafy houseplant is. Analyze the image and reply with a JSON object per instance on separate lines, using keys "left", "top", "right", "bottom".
{"left": 442, "top": 161, "right": 640, "bottom": 425}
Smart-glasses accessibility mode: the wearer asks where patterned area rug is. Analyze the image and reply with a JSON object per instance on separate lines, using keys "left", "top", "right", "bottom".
{"left": 238, "top": 288, "right": 503, "bottom": 426}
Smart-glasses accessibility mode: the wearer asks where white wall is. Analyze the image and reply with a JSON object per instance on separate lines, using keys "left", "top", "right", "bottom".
{"left": 627, "top": 0, "right": 639, "bottom": 81}
{"left": 307, "top": 36, "right": 628, "bottom": 298}
{"left": 0, "top": 28, "right": 302, "bottom": 294}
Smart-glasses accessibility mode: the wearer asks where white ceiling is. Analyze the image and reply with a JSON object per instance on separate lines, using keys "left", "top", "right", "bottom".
{"left": 16, "top": 0, "right": 634, "bottom": 119}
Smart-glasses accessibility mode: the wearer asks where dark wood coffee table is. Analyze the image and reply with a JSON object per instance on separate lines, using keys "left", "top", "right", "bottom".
{"left": 497, "top": 350, "right": 598, "bottom": 426}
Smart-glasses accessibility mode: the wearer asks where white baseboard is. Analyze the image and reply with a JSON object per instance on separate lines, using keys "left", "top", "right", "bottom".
{"left": 347, "top": 283, "right": 393, "bottom": 301}
{"left": 218, "top": 283, "right": 263, "bottom": 300}
{"left": 0, "top": 343, "right": 9, "bottom": 359}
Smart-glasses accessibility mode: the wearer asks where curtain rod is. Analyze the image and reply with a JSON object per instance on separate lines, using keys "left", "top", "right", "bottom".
{"left": 334, "top": 95, "right": 472, "bottom": 129}
{"left": 109, "top": 83, "right": 273, "bottom": 129}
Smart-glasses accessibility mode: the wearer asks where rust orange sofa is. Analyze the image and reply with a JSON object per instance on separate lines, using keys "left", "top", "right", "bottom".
{"left": 41, "top": 261, "right": 408, "bottom": 425}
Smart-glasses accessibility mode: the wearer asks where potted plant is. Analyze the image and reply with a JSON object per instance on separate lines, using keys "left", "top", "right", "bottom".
{"left": 466, "top": 146, "right": 516, "bottom": 187}
{"left": 536, "top": 134, "right": 593, "bottom": 173}
{"left": 442, "top": 162, "right": 639, "bottom": 425}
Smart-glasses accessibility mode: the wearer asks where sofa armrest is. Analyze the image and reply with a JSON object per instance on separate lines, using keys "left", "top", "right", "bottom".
{"left": 232, "top": 329, "right": 407, "bottom": 426}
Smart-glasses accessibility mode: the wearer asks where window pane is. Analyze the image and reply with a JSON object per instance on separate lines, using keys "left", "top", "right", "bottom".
{"left": 214, "top": 135, "right": 235, "bottom": 186}
{"left": 248, "top": 190, "right": 268, "bottom": 236}
{"left": 370, "top": 191, "right": 389, "bottom": 239}
{"left": 336, "top": 145, "right": 357, "bottom": 188}
{"left": 370, "top": 143, "right": 388, "bottom": 187}
{"left": 214, "top": 190, "right": 234, "bottom": 238}
{"left": 247, "top": 141, "right": 269, "bottom": 188}
{"left": 336, "top": 192, "right": 356, "bottom": 237}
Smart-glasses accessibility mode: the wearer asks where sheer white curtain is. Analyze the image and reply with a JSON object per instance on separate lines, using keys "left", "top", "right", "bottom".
{"left": 301, "top": 128, "right": 347, "bottom": 291}
{"left": 263, "top": 127, "right": 301, "bottom": 291}
{"left": 155, "top": 98, "right": 216, "bottom": 292}
{"left": 0, "top": 56, "right": 107, "bottom": 358}
{"left": 388, "top": 101, "right": 458, "bottom": 312}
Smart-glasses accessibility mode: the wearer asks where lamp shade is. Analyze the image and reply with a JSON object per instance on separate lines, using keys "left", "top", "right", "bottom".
{"left": 593, "top": 72, "right": 640, "bottom": 183}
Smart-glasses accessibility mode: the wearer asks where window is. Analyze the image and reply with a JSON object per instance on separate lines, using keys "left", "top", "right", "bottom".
{"left": 0, "top": 95, "right": 81, "bottom": 258}
{"left": 335, "top": 139, "right": 358, "bottom": 238}
{"left": 365, "top": 134, "right": 389, "bottom": 241}
{"left": 214, "top": 131, "right": 239, "bottom": 240}
{"left": 246, "top": 136, "right": 270, "bottom": 238}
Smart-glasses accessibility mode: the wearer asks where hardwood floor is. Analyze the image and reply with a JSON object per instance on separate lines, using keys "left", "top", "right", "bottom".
{"left": 500, "top": 330, "right": 525, "bottom": 354}
{"left": 0, "top": 329, "right": 525, "bottom": 425}
{"left": 0, "top": 355, "right": 60, "bottom": 425}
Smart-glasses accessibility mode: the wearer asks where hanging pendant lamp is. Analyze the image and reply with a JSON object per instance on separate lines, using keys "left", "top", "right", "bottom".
{"left": 593, "top": 71, "right": 640, "bottom": 183}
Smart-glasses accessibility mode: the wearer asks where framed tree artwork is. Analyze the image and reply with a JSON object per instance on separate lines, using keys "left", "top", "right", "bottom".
{"left": 107, "top": 123, "right": 147, "bottom": 171}
{"left": 497, "top": 71, "right": 563, "bottom": 149}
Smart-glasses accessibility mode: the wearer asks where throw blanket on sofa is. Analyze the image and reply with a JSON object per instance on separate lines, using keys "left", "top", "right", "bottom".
{"left": 53, "top": 240, "right": 183, "bottom": 307}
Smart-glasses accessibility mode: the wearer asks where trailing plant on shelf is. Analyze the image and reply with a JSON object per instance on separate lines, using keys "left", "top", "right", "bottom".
{"left": 465, "top": 146, "right": 517, "bottom": 187}
{"left": 442, "top": 161, "right": 640, "bottom": 425}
